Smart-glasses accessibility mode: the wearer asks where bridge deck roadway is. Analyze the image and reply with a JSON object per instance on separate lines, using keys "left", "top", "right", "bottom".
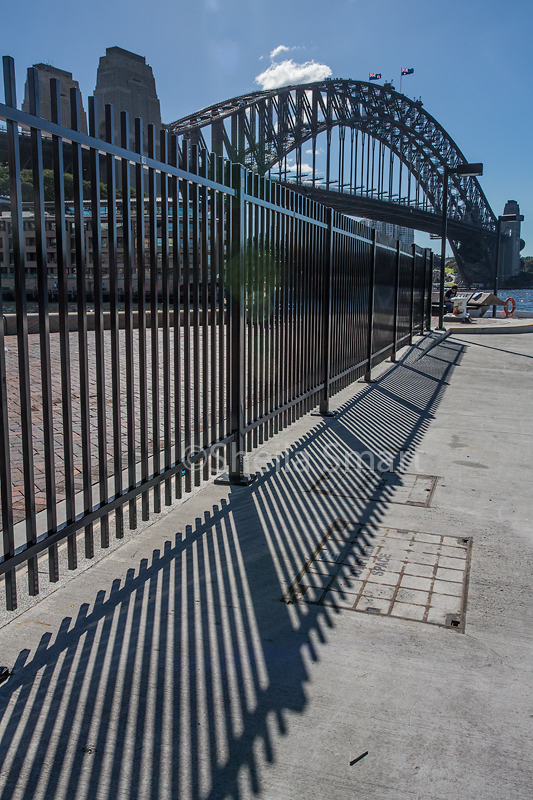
{"left": 0, "top": 330, "right": 531, "bottom": 799}
{"left": 286, "top": 182, "right": 496, "bottom": 242}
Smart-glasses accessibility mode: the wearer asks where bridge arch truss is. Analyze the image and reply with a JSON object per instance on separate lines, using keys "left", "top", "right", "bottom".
{"left": 166, "top": 80, "right": 498, "bottom": 283}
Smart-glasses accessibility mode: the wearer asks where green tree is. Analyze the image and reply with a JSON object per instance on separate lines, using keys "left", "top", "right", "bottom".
{"left": 0, "top": 166, "right": 106, "bottom": 202}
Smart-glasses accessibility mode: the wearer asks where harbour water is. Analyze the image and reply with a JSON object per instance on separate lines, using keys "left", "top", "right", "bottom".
{"left": 505, "top": 288, "right": 533, "bottom": 314}
{"left": 2, "top": 288, "right": 533, "bottom": 316}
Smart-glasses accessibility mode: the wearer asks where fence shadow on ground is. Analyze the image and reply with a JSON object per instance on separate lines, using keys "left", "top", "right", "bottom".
{"left": 0, "top": 338, "right": 465, "bottom": 800}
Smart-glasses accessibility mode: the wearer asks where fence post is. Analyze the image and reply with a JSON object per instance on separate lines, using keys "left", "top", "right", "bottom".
{"left": 3, "top": 56, "right": 38, "bottom": 599}
{"left": 409, "top": 243, "right": 416, "bottom": 345}
{"left": 215, "top": 163, "right": 256, "bottom": 486}
{"left": 419, "top": 248, "right": 427, "bottom": 334}
{"left": 427, "top": 251, "right": 434, "bottom": 331}
{"left": 390, "top": 239, "right": 401, "bottom": 363}
{"left": 362, "top": 228, "right": 377, "bottom": 382}
{"left": 313, "top": 207, "right": 336, "bottom": 416}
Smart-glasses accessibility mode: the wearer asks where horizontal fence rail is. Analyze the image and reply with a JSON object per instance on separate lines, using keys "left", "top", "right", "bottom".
{"left": 0, "top": 56, "right": 434, "bottom": 609}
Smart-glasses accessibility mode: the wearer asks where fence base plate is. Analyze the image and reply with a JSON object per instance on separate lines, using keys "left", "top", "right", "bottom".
{"left": 214, "top": 472, "right": 257, "bottom": 487}
{"left": 311, "top": 410, "right": 337, "bottom": 417}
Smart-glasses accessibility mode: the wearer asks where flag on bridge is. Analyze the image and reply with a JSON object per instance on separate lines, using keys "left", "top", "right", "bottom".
{"left": 401, "top": 68, "right": 414, "bottom": 76}
{"left": 369, "top": 73, "right": 381, "bottom": 81}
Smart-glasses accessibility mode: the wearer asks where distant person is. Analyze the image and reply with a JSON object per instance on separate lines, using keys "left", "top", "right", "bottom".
{"left": 445, "top": 284, "right": 458, "bottom": 313}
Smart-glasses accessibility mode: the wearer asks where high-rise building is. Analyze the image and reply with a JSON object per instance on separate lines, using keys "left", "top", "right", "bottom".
{"left": 361, "top": 219, "right": 415, "bottom": 247}
{"left": 499, "top": 200, "right": 523, "bottom": 280}
{"left": 21, "top": 64, "right": 88, "bottom": 133}
{"left": 94, "top": 47, "right": 162, "bottom": 150}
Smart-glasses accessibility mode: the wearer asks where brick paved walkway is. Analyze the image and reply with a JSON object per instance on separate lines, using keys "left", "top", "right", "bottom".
{"left": 3, "top": 325, "right": 226, "bottom": 529}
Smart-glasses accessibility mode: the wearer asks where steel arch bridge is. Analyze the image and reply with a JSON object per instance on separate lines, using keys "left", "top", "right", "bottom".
{"left": 166, "top": 79, "right": 498, "bottom": 285}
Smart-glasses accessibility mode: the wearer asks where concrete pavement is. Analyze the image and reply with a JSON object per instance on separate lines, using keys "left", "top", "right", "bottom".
{"left": 0, "top": 330, "right": 531, "bottom": 799}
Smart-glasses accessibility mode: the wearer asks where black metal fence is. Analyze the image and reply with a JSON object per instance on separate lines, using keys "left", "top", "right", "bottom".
{"left": 0, "top": 56, "right": 433, "bottom": 610}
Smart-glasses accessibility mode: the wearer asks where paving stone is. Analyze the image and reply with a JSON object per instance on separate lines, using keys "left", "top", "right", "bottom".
{"left": 390, "top": 602, "right": 426, "bottom": 621}
{"left": 359, "top": 582, "right": 396, "bottom": 601}
{"left": 355, "top": 596, "right": 391, "bottom": 614}
{"left": 438, "top": 555, "right": 468, "bottom": 570}
{"left": 428, "top": 593, "right": 462, "bottom": 613}
{"left": 402, "top": 563, "right": 434, "bottom": 579}
{"left": 436, "top": 566, "right": 465, "bottom": 582}
{"left": 395, "top": 587, "right": 430, "bottom": 606}
{"left": 329, "top": 576, "right": 364, "bottom": 595}
{"left": 400, "top": 574, "right": 433, "bottom": 591}
{"left": 432, "top": 579, "right": 464, "bottom": 597}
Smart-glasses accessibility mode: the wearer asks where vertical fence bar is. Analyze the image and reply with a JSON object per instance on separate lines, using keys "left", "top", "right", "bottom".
{"left": 215, "top": 164, "right": 255, "bottom": 485}
{"left": 420, "top": 248, "right": 428, "bottom": 334}
{"left": 284, "top": 189, "right": 293, "bottom": 425}
{"left": 105, "top": 104, "right": 123, "bottom": 538}
{"left": 390, "top": 239, "right": 401, "bottom": 363}
{"left": 51, "top": 78, "right": 76, "bottom": 563}
{"left": 272, "top": 184, "right": 281, "bottom": 434}
{"left": 257, "top": 176, "right": 266, "bottom": 441}
{"left": 363, "top": 228, "right": 377, "bottom": 383}
{"left": 200, "top": 150, "right": 209, "bottom": 482}
{"left": 71, "top": 87, "right": 93, "bottom": 563}
{"left": 148, "top": 124, "right": 161, "bottom": 512}
{"left": 216, "top": 155, "right": 225, "bottom": 450}
{"left": 427, "top": 252, "right": 434, "bottom": 330}
{"left": 280, "top": 187, "right": 289, "bottom": 428}
{"left": 121, "top": 111, "right": 137, "bottom": 528}
{"left": 224, "top": 159, "right": 232, "bottom": 453}
{"left": 3, "top": 57, "right": 39, "bottom": 594}
{"left": 170, "top": 135, "right": 182, "bottom": 499}
{"left": 230, "top": 162, "right": 247, "bottom": 477}
{"left": 160, "top": 130, "right": 172, "bottom": 504}
{"left": 190, "top": 145, "right": 201, "bottom": 486}
{"left": 135, "top": 119, "right": 149, "bottom": 520}
{"left": 180, "top": 141, "right": 192, "bottom": 493}
{"left": 313, "top": 207, "right": 335, "bottom": 415}
{"left": 272, "top": 183, "right": 280, "bottom": 425}
{"left": 28, "top": 67, "right": 58, "bottom": 580}
{"left": 409, "top": 243, "right": 416, "bottom": 345}
{"left": 251, "top": 173, "right": 259, "bottom": 447}
{"left": 0, "top": 283, "right": 15, "bottom": 606}
{"left": 208, "top": 154, "right": 218, "bottom": 472}
{"left": 0, "top": 143, "right": 15, "bottom": 605}
{"left": 292, "top": 191, "right": 300, "bottom": 415}
{"left": 267, "top": 178, "right": 276, "bottom": 439}
{"left": 88, "top": 97, "right": 109, "bottom": 549}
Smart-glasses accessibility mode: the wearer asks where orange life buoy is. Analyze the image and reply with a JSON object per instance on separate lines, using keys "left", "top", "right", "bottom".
{"left": 503, "top": 297, "right": 516, "bottom": 317}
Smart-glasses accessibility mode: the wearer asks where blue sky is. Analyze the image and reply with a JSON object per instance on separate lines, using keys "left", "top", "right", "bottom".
{"left": 2, "top": 0, "right": 532, "bottom": 253}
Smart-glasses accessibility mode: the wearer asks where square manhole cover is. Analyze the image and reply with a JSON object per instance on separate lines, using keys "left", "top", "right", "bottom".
{"left": 282, "top": 521, "right": 472, "bottom": 631}
{"left": 308, "top": 467, "right": 438, "bottom": 507}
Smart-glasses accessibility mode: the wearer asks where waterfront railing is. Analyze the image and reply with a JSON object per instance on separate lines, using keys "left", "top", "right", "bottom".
{"left": 0, "top": 56, "right": 433, "bottom": 609}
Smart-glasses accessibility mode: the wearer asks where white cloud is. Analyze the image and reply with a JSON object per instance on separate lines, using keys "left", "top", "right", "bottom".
{"left": 285, "top": 162, "right": 314, "bottom": 174}
{"left": 255, "top": 59, "right": 332, "bottom": 91}
{"left": 270, "top": 45, "right": 291, "bottom": 59}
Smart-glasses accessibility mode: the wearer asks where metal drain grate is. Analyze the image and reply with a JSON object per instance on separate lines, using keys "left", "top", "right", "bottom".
{"left": 308, "top": 467, "right": 438, "bottom": 507}
{"left": 282, "top": 521, "right": 472, "bottom": 632}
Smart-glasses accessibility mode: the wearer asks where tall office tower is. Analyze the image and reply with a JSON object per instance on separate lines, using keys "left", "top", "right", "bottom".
{"left": 499, "top": 200, "right": 524, "bottom": 280}
{"left": 94, "top": 47, "right": 162, "bottom": 150}
{"left": 22, "top": 64, "right": 88, "bottom": 133}
{"left": 362, "top": 219, "right": 415, "bottom": 247}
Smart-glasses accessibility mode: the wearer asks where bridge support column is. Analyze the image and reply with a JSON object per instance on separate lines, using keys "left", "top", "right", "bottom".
{"left": 211, "top": 120, "right": 224, "bottom": 158}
